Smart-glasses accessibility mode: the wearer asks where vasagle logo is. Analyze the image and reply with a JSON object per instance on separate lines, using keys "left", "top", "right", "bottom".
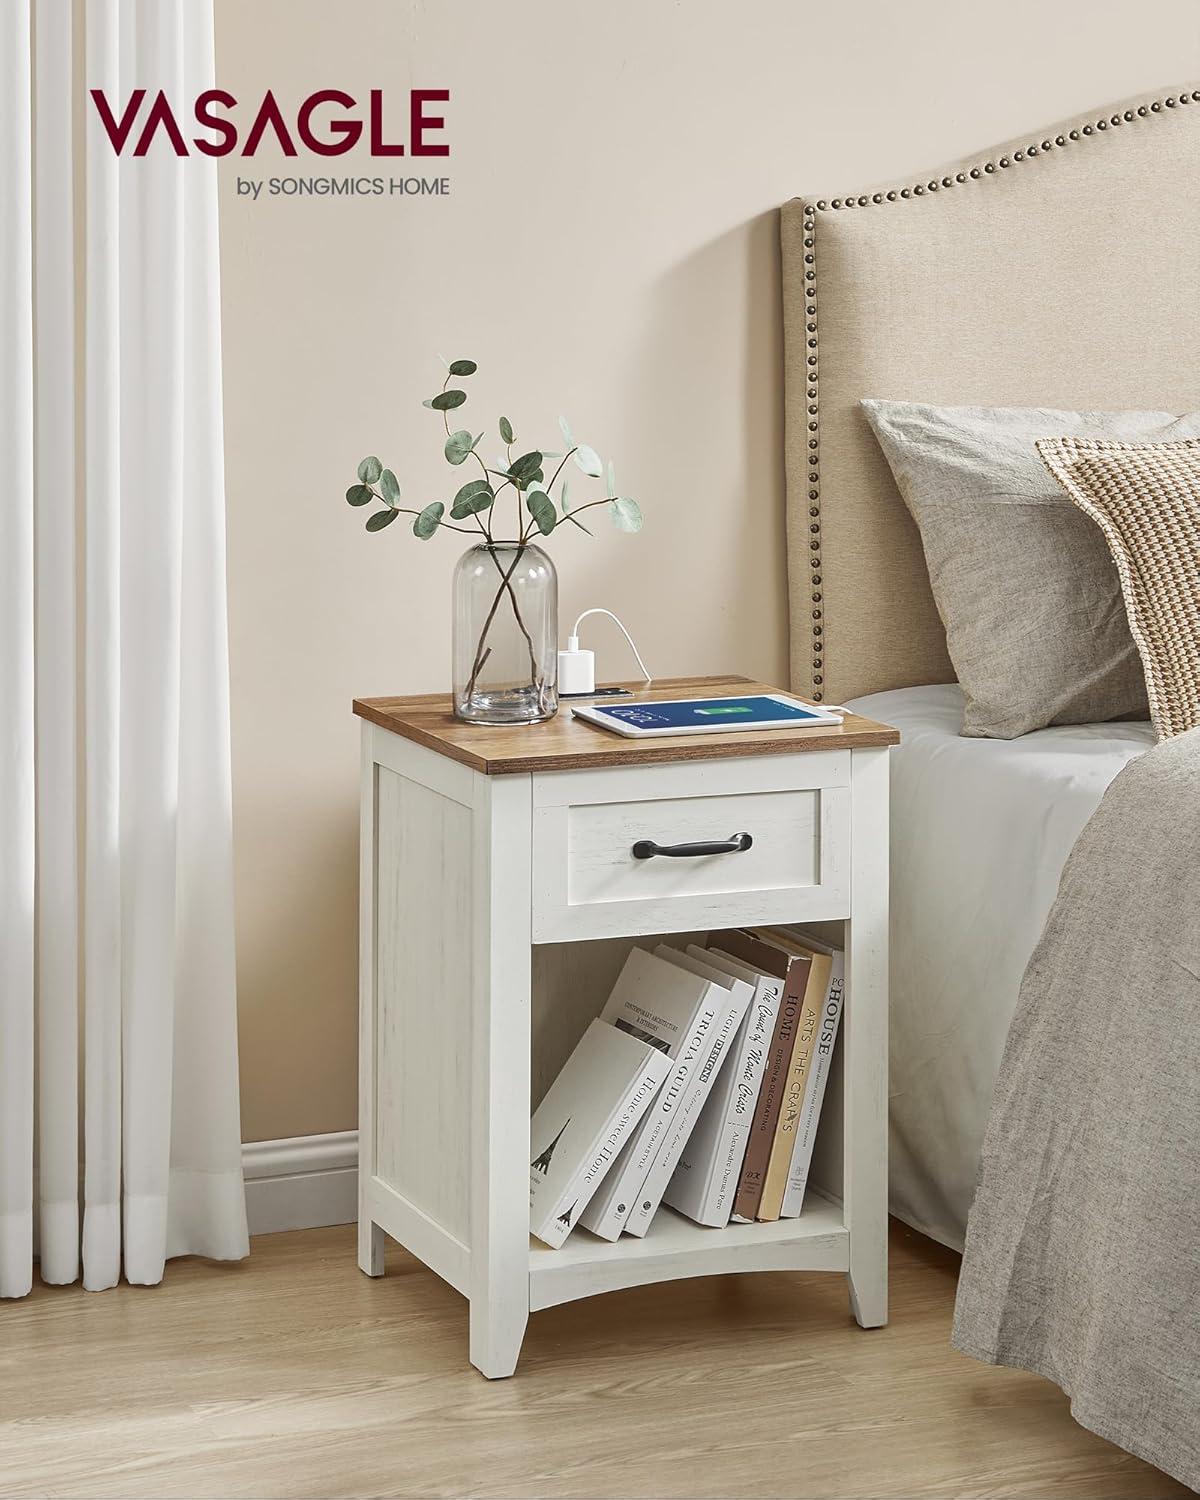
{"left": 89, "top": 88, "right": 450, "bottom": 158}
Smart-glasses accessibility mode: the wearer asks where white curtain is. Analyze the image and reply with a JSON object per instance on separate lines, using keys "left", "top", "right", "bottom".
{"left": 0, "top": 0, "right": 248, "bottom": 1298}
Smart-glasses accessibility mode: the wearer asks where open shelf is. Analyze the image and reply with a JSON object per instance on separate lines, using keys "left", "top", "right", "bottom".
{"left": 528, "top": 1193, "right": 848, "bottom": 1312}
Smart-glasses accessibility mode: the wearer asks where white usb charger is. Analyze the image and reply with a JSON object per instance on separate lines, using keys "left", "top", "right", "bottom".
{"left": 558, "top": 609, "right": 652, "bottom": 697}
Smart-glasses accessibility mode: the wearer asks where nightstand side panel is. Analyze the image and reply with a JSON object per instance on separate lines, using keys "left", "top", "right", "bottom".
{"left": 373, "top": 759, "right": 474, "bottom": 1249}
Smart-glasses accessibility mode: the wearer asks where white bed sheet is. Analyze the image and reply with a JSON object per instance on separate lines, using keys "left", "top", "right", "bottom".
{"left": 847, "top": 684, "right": 1154, "bottom": 1251}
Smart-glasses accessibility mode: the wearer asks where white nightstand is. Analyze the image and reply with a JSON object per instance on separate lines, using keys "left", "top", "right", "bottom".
{"left": 354, "top": 675, "right": 898, "bottom": 1378}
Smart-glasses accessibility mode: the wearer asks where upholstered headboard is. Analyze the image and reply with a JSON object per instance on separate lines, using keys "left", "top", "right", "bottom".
{"left": 782, "top": 85, "right": 1200, "bottom": 705}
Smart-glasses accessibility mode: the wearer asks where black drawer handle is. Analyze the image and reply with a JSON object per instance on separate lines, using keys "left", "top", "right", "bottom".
{"left": 632, "top": 832, "right": 753, "bottom": 860}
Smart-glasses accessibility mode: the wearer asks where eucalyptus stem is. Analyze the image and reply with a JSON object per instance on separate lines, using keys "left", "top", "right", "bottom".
{"left": 463, "top": 541, "right": 543, "bottom": 704}
{"left": 456, "top": 436, "right": 538, "bottom": 671}
{"left": 440, "top": 378, "right": 540, "bottom": 699}
{"left": 367, "top": 488, "right": 474, "bottom": 533}
{"left": 488, "top": 548, "right": 539, "bottom": 676}
{"left": 545, "top": 447, "right": 577, "bottom": 494}
{"left": 443, "top": 372, "right": 495, "bottom": 548}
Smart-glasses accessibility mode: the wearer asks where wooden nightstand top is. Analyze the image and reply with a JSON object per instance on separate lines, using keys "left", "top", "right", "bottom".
{"left": 354, "top": 675, "right": 899, "bottom": 775}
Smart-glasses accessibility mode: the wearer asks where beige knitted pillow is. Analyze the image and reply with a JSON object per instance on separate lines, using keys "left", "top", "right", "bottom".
{"left": 1037, "top": 437, "right": 1200, "bottom": 740}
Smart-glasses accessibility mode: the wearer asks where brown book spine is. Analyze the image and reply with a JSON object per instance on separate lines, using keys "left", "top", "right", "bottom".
{"left": 757, "top": 951, "right": 830, "bottom": 1221}
{"left": 714, "top": 932, "right": 811, "bottom": 1222}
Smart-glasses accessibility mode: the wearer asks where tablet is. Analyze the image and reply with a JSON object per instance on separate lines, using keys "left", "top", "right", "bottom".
{"left": 570, "top": 693, "right": 844, "bottom": 738}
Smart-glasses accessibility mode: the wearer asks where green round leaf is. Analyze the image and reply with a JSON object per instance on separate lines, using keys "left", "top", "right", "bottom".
{"left": 507, "top": 450, "right": 543, "bottom": 489}
{"left": 450, "top": 479, "right": 495, "bottom": 519}
{"left": 413, "top": 501, "right": 445, "bottom": 539}
{"left": 558, "top": 415, "right": 574, "bottom": 445}
{"left": 366, "top": 508, "right": 399, "bottom": 532}
{"left": 609, "top": 496, "right": 643, "bottom": 533}
{"left": 444, "top": 429, "right": 476, "bottom": 466}
{"left": 380, "top": 469, "right": 401, "bottom": 506}
{"left": 499, "top": 416, "right": 514, "bottom": 445}
{"left": 526, "top": 488, "right": 557, "bottom": 536}
{"left": 573, "top": 444, "right": 603, "bottom": 478}
{"left": 358, "top": 455, "right": 383, "bottom": 485}
{"left": 346, "top": 484, "right": 373, "bottom": 507}
{"left": 448, "top": 359, "right": 477, "bottom": 377}
{"left": 430, "top": 390, "right": 467, "bottom": 411}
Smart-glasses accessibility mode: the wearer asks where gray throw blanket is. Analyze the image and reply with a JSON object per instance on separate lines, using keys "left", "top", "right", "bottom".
{"left": 953, "top": 728, "right": 1200, "bottom": 1491}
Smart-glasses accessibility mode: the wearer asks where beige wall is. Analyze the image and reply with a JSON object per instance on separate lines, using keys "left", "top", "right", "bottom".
{"left": 215, "top": 0, "right": 1200, "bottom": 1143}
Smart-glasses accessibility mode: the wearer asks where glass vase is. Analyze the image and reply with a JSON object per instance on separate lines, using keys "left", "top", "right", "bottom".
{"left": 452, "top": 541, "right": 558, "bottom": 724}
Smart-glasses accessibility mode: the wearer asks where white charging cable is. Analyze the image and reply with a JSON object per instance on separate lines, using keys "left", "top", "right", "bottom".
{"left": 558, "top": 608, "right": 652, "bottom": 695}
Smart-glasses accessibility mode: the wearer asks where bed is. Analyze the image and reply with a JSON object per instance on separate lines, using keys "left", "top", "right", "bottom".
{"left": 781, "top": 85, "right": 1200, "bottom": 1487}
{"left": 781, "top": 85, "right": 1200, "bottom": 1240}
{"left": 847, "top": 685, "right": 1153, "bottom": 1250}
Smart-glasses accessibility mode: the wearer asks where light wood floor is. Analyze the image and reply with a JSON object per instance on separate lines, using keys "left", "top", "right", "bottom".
{"left": 0, "top": 1222, "right": 1187, "bottom": 1500}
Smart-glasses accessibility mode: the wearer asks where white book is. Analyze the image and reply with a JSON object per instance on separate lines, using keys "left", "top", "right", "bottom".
{"left": 664, "top": 947, "right": 783, "bottom": 1227}
{"left": 529, "top": 1018, "right": 672, "bottom": 1249}
{"left": 779, "top": 935, "right": 845, "bottom": 1219}
{"left": 622, "top": 948, "right": 751, "bottom": 1238}
{"left": 580, "top": 948, "right": 729, "bottom": 1241}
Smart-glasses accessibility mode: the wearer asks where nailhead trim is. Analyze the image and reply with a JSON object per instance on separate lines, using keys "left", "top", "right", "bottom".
{"left": 800, "top": 199, "right": 823, "bottom": 696}
{"left": 795, "top": 86, "right": 1198, "bottom": 703}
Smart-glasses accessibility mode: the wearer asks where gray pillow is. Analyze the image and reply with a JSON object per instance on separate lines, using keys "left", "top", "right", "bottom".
{"left": 861, "top": 400, "right": 1200, "bottom": 738}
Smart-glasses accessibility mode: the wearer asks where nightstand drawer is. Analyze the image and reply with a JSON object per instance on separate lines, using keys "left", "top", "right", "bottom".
{"left": 531, "top": 752, "right": 850, "bottom": 942}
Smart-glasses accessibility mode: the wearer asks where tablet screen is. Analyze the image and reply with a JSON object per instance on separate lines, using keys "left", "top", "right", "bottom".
{"left": 587, "top": 696, "right": 829, "bottom": 731}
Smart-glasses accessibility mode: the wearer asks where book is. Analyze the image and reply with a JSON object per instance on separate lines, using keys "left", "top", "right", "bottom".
{"left": 579, "top": 948, "right": 728, "bottom": 1241}
{"left": 711, "top": 929, "right": 811, "bottom": 1223}
{"left": 775, "top": 932, "right": 845, "bottom": 1219}
{"left": 664, "top": 946, "right": 783, "bottom": 1227}
{"left": 529, "top": 1018, "right": 672, "bottom": 1249}
{"left": 756, "top": 939, "right": 831, "bottom": 1221}
{"left": 622, "top": 947, "right": 751, "bottom": 1238}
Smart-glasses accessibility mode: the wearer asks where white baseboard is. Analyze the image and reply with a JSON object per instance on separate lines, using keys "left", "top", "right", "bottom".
{"left": 242, "top": 1131, "right": 358, "bottom": 1236}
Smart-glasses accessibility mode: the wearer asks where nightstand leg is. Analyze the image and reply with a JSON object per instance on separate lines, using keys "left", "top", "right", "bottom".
{"left": 844, "top": 747, "right": 889, "bottom": 1328}
{"left": 468, "top": 774, "right": 533, "bottom": 1379}
{"left": 358, "top": 729, "right": 385, "bottom": 1279}
{"left": 358, "top": 1219, "right": 385, "bottom": 1278}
